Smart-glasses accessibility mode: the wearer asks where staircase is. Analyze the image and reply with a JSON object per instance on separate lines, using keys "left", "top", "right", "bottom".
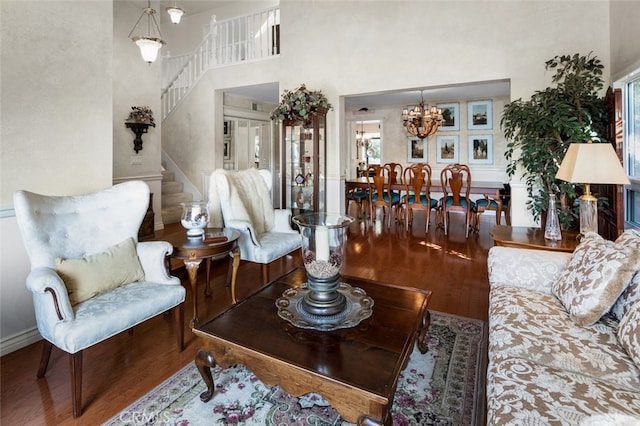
{"left": 161, "top": 169, "right": 193, "bottom": 225}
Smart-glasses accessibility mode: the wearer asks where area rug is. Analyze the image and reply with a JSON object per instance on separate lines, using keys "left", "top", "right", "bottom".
{"left": 104, "top": 311, "right": 487, "bottom": 426}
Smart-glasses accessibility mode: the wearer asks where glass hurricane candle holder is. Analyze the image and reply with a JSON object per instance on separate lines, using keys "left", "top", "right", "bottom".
{"left": 292, "top": 213, "right": 354, "bottom": 316}
{"left": 180, "top": 201, "right": 209, "bottom": 238}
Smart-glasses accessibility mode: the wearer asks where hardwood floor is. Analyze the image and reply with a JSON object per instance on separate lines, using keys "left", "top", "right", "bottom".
{"left": 1, "top": 210, "right": 497, "bottom": 425}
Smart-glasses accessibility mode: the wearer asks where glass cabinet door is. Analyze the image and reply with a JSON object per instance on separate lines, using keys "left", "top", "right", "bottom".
{"left": 281, "top": 109, "right": 327, "bottom": 215}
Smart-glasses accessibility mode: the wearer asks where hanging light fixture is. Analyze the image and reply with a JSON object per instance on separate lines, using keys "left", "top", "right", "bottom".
{"left": 356, "top": 121, "right": 372, "bottom": 165}
{"left": 166, "top": 1, "right": 185, "bottom": 24}
{"left": 402, "top": 91, "right": 443, "bottom": 139}
{"left": 128, "top": 0, "right": 165, "bottom": 64}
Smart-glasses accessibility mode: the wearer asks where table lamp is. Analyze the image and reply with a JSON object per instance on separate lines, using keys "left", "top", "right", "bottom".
{"left": 555, "top": 141, "right": 630, "bottom": 235}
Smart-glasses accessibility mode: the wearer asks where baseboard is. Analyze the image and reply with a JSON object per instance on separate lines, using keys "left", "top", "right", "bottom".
{"left": 0, "top": 327, "right": 42, "bottom": 357}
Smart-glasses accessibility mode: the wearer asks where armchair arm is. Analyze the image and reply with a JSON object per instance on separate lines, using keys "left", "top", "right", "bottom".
{"left": 273, "top": 209, "right": 297, "bottom": 233}
{"left": 487, "top": 246, "right": 571, "bottom": 295}
{"left": 225, "top": 219, "right": 260, "bottom": 247}
{"left": 26, "top": 267, "right": 75, "bottom": 322}
{"left": 136, "top": 241, "right": 180, "bottom": 285}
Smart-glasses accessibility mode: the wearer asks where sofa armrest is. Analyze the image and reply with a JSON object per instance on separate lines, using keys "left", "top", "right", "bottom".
{"left": 273, "top": 209, "right": 297, "bottom": 233}
{"left": 136, "top": 241, "right": 180, "bottom": 285}
{"left": 487, "top": 246, "right": 571, "bottom": 294}
{"left": 26, "top": 267, "right": 75, "bottom": 322}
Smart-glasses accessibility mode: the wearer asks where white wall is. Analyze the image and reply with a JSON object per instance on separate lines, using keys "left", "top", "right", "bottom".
{"left": 163, "top": 0, "right": 612, "bottom": 220}
{"left": 0, "top": 0, "right": 113, "bottom": 354}
{"left": 113, "top": 0, "right": 164, "bottom": 228}
{"left": 610, "top": 0, "right": 640, "bottom": 80}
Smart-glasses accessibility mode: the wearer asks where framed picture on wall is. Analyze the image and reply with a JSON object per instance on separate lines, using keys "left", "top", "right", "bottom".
{"left": 437, "top": 102, "right": 459, "bottom": 131}
{"left": 436, "top": 135, "right": 459, "bottom": 163}
{"left": 407, "top": 137, "right": 428, "bottom": 163}
{"left": 468, "top": 100, "right": 493, "bottom": 130}
{"left": 468, "top": 135, "right": 493, "bottom": 164}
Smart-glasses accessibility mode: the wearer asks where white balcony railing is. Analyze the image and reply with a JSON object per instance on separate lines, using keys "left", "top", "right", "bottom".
{"left": 161, "top": 7, "right": 280, "bottom": 120}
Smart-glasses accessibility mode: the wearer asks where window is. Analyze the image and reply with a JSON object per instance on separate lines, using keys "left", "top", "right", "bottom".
{"left": 624, "top": 74, "right": 640, "bottom": 228}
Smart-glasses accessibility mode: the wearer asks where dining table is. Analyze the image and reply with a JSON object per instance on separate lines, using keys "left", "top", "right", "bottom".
{"left": 344, "top": 177, "right": 505, "bottom": 214}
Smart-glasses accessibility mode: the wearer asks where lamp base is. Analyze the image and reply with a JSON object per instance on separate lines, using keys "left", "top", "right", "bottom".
{"left": 579, "top": 195, "right": 598, "bottom": 235}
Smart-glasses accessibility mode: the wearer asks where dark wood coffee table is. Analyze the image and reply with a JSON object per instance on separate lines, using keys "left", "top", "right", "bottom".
{"left": 192, "top": 268, "right": 432, "bottom": 425}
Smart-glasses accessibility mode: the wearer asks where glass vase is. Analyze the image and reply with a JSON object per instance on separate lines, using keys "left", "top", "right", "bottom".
{"left": 544, "top": 194, "right": 562, "bottom": 241}
{"left": 180, "top": 201, "right": 209, "bottom": 238}
{"left": 292, "top": 213, "right": 354, "bottom": 316}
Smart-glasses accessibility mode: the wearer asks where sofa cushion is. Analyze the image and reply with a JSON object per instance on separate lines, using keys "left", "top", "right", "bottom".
{"left": 486, "top": 354, "right": 640, "bottom": 425}
{"left": 552, "top": 232, "right": 640, "bottom": 326}
{"left": 618, "top": 299, "right": 640, "bottom": 368}
{"left": 489, "top": 285, "right": 640, "bottom": 391}
{"left": 55, "top": 237, "right": 145, "bottom": 305}
{"left": 611, "top": 230, "right": 640, "bottom": 321}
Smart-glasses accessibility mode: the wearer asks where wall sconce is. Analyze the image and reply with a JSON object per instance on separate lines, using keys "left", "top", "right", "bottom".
{"left": 125, "top": 106, "right": 156, "bottom": 153}
{"left": 128, "top": 0, "right": 165, "bottom": 63}
{"left": 126, "top": 122, "right": 152, "bottom": 154}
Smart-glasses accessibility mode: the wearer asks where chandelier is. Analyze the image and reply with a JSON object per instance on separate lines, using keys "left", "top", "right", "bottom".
{"left": 128, "top": 0, "right": 165, "bottom": 64}
{"left": 166, "top": 1, "right": 185, "bottom": 24}
{"left": 402, "top": 91, "right": 443, "bottom": 139}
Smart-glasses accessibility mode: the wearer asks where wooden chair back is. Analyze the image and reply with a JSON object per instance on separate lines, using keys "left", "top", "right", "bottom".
{"left": 440, "top": 163, "right": 472, "bottom": 209}
{"left": 440, "top": 163, "right": 474, "bottom": 237}
{"left": 384, "top": 163, "right": 403, "bottom": 185}
{"left": 403, "top": 163, "right": 432, "bottom": 209}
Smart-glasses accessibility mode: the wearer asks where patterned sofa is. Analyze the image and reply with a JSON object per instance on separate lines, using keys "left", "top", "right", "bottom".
{"left": 486, "top": 230, "right": 640, "bottom": 425}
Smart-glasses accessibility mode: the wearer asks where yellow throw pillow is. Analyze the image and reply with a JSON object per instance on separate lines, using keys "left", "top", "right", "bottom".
{"left": 56, "top": 237, "right": 145, "bottom": 305}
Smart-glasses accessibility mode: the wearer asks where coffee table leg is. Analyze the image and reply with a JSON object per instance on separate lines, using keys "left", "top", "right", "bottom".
{"left": 230, "top": 247, "right": 240, "bottom": 303}
{"left": 416, "top": 310, "right": 431, "bottom": 354}
{"left": 184, "top": 259, "right": 203, "bottom": 328}
{"left": 195, "top": 349, "right": 216, "bottom": 402}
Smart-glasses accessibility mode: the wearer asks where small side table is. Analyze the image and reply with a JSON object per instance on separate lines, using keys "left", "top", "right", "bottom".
{"left": 163, "top": 228, "right": 241, "bottom": 328}
{"left": 489, "top": 225, "right": 580, "bottom": 253}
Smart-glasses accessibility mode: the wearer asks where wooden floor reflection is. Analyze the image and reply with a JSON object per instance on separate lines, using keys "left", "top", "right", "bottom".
{"left": 1, "top": 207, "right": 496, "bottom": 425}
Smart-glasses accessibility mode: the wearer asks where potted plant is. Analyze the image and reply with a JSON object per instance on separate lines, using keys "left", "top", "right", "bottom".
{"left": 501, "top": 53, "right": 608, "bottom": 229}
{"left": 270, "top": 84, "right": 332, "bottom": 124}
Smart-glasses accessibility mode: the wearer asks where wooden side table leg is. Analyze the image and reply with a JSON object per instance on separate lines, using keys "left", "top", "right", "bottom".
{"left": 416, "top": 310, "right": 431, "bottom": 354}
{"left": 230, "top": 247, "right": 240, "bottom": 303}
{"left": 205, "top": 258, "right": 212, "bottom": 297}
{"left": 184, "top": 259, "right": 202, "bottom": 328}
{"left": 195, "top": 349, "right": 216, "bottom": 402}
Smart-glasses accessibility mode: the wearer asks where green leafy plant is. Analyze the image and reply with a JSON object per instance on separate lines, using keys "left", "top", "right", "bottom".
{"left": 270, "top": 84, "right": 332, "bottom": 124}
{"left": 501, "top": 53, "right": 607, "bottom": 229}
{"left": 126, "top": 106, "right": 156, "bottom": 127}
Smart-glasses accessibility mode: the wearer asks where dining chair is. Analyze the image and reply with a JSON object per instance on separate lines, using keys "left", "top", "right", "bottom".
{"left": 367, "top": 164, "right": 401, "bottom": 228}
{"left": 346, "top": 185, "right": 369, "bottom": 220}
{"left": 439, "top": 163, "right": 476, "bottom": 237}
{"left": 475, "top": 183, "right": 511, "bottom": 230}
{"left": 401, "top": 163, "right": 438, "bottom": 232}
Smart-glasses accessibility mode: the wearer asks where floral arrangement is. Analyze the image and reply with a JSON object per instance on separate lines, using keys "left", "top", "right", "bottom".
{"left": 270, "top": 84, "right": 331, "bottom": 124}
{"left": 126, "top": 106, "right": 156, "bottom": 127}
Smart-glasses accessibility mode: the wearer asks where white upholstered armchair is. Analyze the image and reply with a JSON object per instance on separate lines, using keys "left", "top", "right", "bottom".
{"left": 208, "top": 168, "right": 301, "bottom": 285}
{"left": 13, "top": 181, "right": 186, "bottom": 418}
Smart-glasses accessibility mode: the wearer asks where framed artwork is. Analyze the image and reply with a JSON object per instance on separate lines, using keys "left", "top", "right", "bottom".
{"left": 468, "top": 135, "right": 493, "bottom": 164}
{"left": 436, "top": 135, "right": 459, "bottom": 163}
{"left": 437, "top": 102, "right": 459, "bottom": 131}
{"left": 468, "top": 100, "right": 493, "bottom": 130}
{"left": 223, "top": 140, "right": 231, "bottom": 160}
{"left": 223, "top": 120, "right": 231, "bottom": 136}
{"left": 407, "top": 137, "right": 428, "bottom": 163}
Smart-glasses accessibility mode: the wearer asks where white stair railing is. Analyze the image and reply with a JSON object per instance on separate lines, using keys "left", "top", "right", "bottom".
{"left": 161, "top": 7, "right": 280, "bottom": 121}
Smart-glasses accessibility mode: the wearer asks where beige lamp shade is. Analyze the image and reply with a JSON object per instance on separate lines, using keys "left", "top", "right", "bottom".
{"left": 556, "top": 143, "right": 630, "bottom": 185}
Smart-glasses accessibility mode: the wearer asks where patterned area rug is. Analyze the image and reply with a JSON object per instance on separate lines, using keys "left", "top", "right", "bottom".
{"left": 104, "top": 311, "right": 487, "bottom": 426}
